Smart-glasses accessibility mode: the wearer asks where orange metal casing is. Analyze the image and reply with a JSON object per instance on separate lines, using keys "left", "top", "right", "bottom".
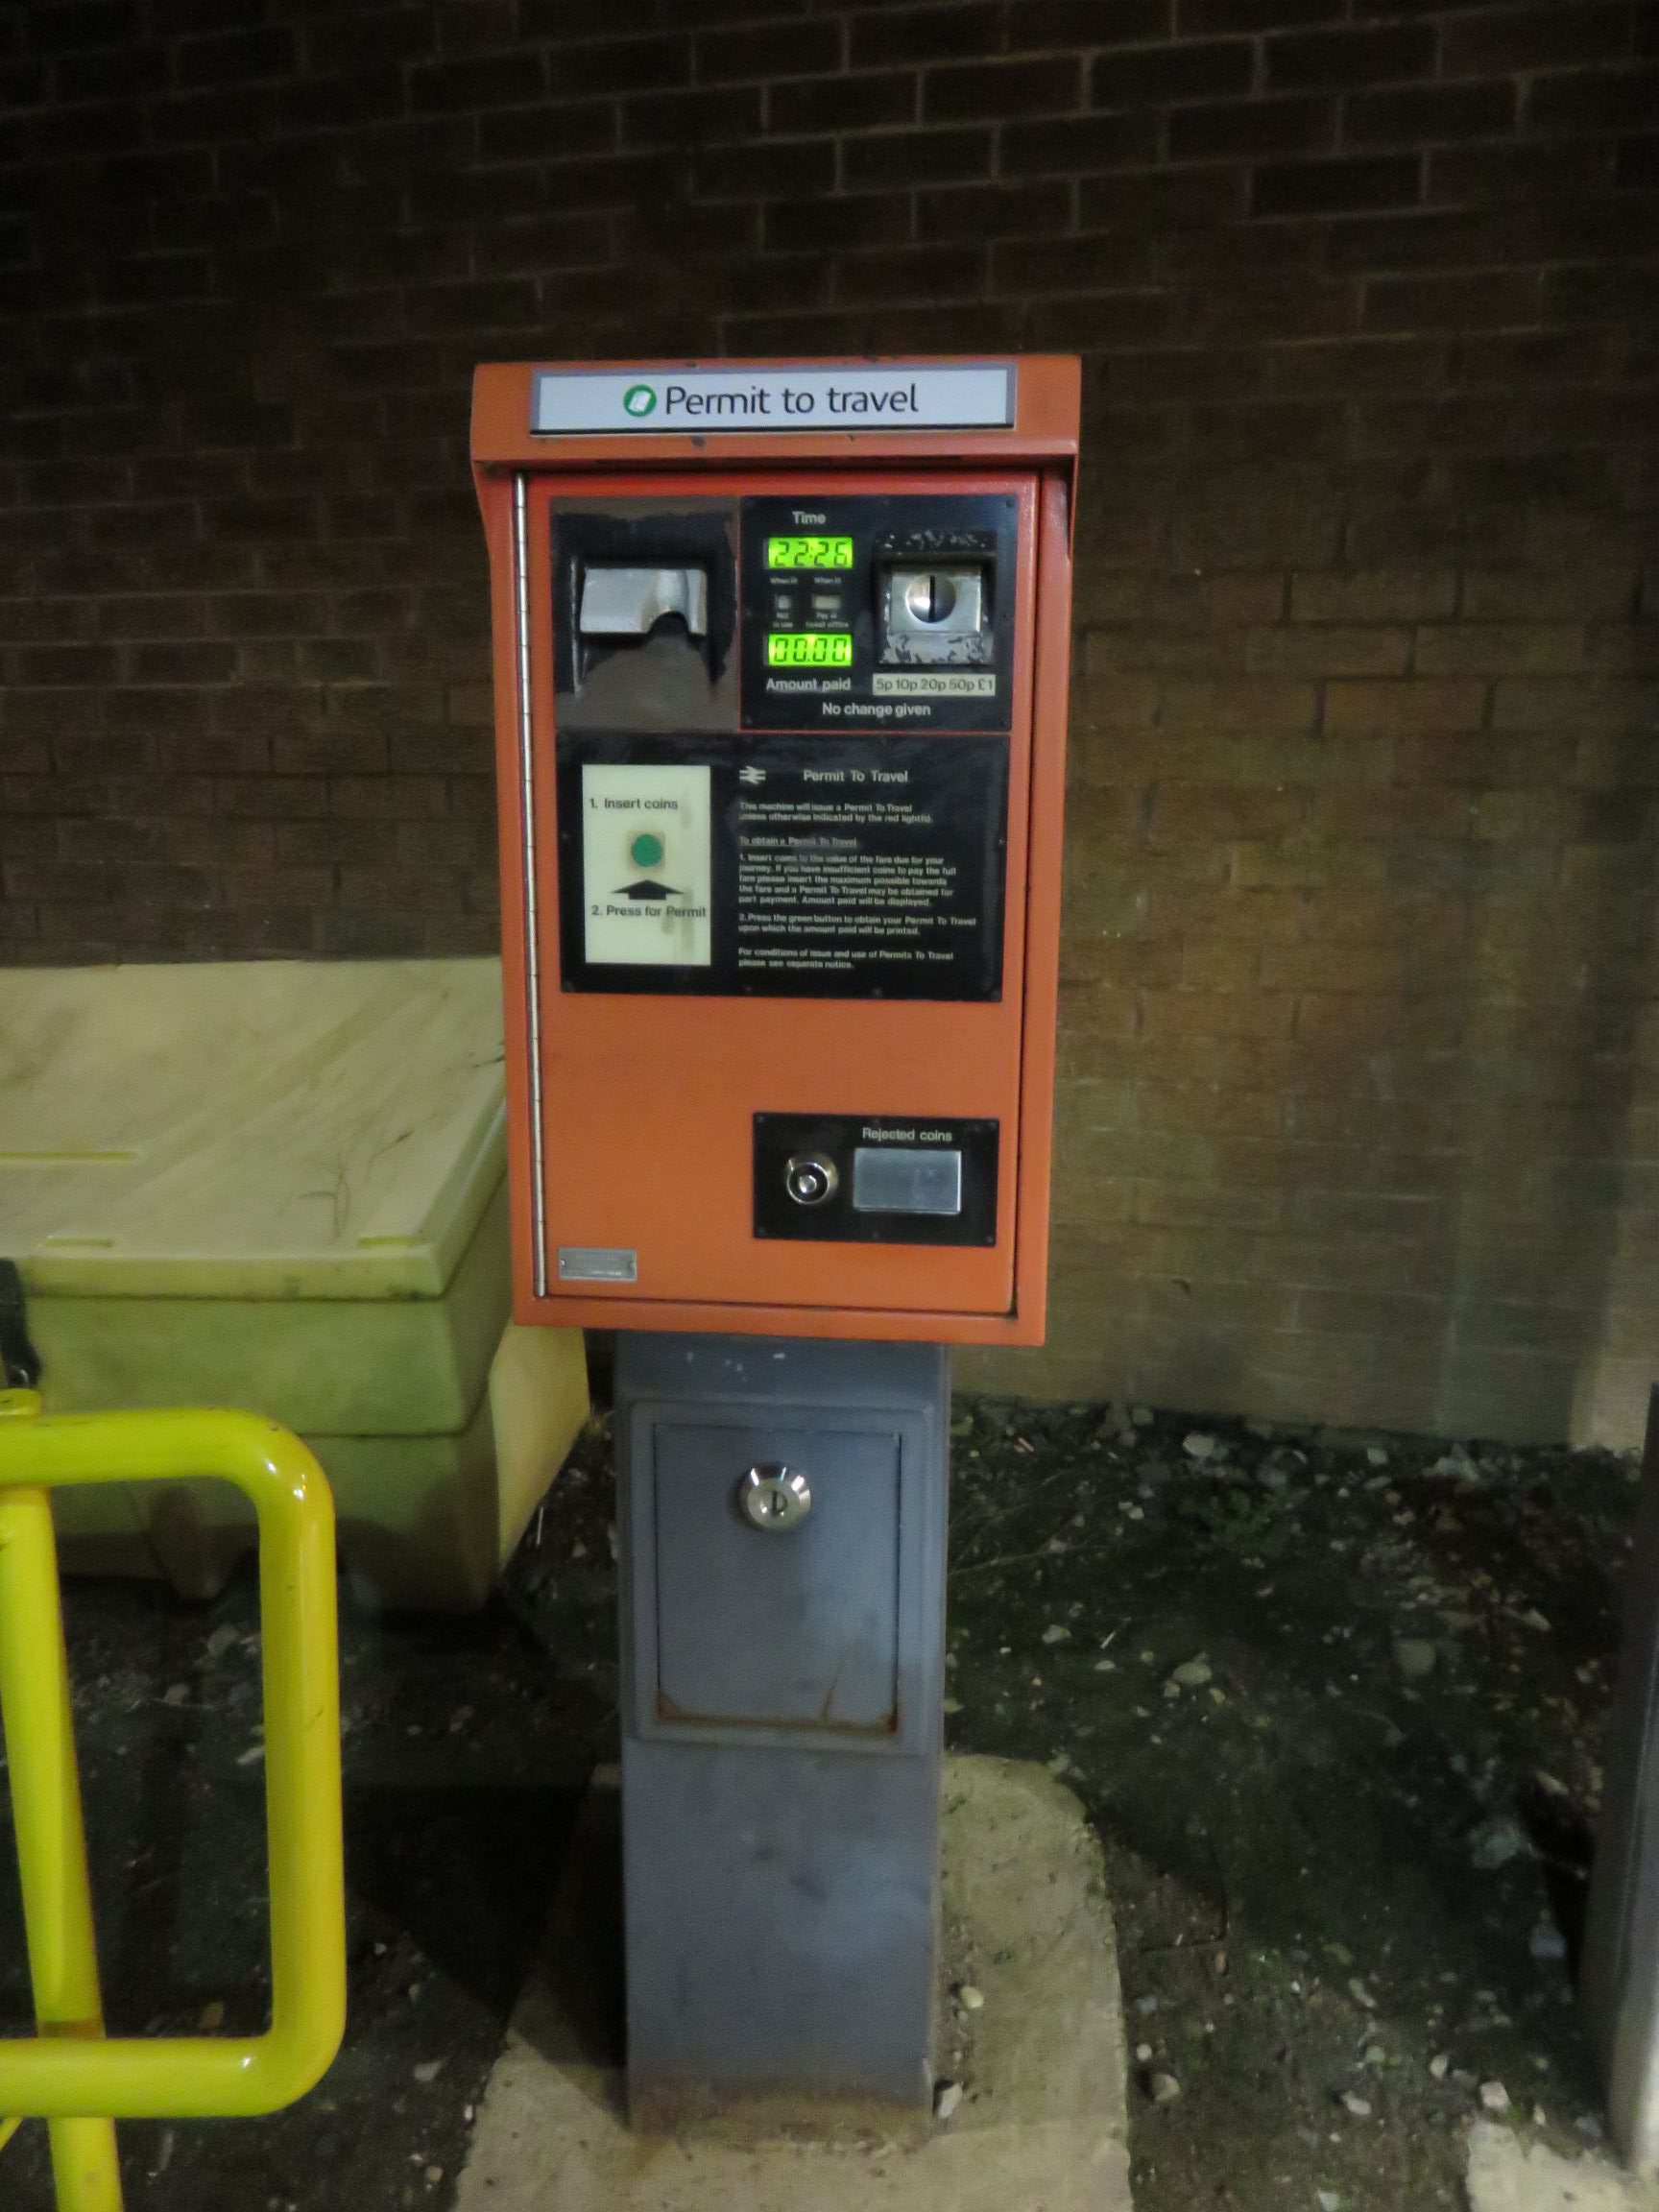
{"left": 471, "top": 357, "right": 1078, "bottom": 1346}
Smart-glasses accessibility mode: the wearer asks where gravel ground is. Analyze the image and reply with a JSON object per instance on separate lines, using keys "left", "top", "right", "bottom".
{"left": 0, "top": 1394, "right": 1640, "bottom": 2209}
{"left": 945, "top": 1400, "right": 1633, "bottom": 2211}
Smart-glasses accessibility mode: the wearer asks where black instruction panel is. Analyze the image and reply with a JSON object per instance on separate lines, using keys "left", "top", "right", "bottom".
{"left": 557, "top": 732, "right": 1006, "bottom": 1000}
{"left": 549, "top": 488, "right": 1021, "bottom": 1001}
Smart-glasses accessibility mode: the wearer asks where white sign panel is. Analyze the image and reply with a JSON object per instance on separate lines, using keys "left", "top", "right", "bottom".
{"left": 581, "top": 763, "right": 711, "bottom": 968}
{"left": 532, "top": 363, "right": 1015, "bottom": 435}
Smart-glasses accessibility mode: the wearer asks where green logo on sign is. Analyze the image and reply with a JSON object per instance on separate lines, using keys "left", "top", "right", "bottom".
{"left": 622, "top": 383, "right": 658, "bottom": 419}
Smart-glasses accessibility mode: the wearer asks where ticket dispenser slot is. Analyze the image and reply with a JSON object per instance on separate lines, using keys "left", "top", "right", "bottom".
{"left": 578, "top": 564, "right": 709, "bottom": 642}
{"left": 553, "top": 498, "right": 738, "bottom": 733}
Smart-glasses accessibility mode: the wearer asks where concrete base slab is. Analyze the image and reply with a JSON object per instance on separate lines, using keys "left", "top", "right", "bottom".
{"left": 455, "top": 1753, "right": 1131, "bottom": 2211}
{"left": 1467, "top": 2121, "right": 1659, "bottom": 2212}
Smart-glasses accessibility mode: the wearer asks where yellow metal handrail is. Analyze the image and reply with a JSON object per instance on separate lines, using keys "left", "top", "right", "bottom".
{"left": 0, "top": 1397, "right": 346, "bottom": 2208}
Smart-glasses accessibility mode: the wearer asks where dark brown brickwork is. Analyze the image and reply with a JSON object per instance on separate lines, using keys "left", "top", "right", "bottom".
{"left": 2, "top": 0, "right": 1657, "bottom": 1439}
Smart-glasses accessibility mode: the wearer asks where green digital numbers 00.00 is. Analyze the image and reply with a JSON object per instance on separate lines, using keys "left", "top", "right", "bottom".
{"left": 766, "top": 632, "right": 853, "bottom": 667}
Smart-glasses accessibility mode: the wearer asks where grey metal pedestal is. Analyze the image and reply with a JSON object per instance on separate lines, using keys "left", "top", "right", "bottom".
{"left": 613, "top": 1332, "right": 950, "bottom": 2128}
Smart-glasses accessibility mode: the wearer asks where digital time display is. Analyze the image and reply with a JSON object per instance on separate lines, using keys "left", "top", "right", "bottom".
{"left": 767, "top": 632, "right": 853, "bottom": 667}
{"left": 766, "top": 536, "right": 854, "bottom": 570}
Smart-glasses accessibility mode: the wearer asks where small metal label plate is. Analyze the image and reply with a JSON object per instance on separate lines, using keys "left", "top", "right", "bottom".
{"left": 558, "top": 1246, "right": 638, "bottom": 1283}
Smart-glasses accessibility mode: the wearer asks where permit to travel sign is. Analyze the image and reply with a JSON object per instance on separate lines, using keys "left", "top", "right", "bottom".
{"left": 530, "top": 362, "right": 1016, "bottom": 435}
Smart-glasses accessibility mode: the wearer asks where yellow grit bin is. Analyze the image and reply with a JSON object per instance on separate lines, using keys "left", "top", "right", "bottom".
{"left": 0, "top": 956, "right": 588, "bottom": 1612}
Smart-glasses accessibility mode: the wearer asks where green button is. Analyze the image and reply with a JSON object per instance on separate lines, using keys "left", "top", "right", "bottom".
{"left": 630, "top": 831, "right": 665, "bottom": 869}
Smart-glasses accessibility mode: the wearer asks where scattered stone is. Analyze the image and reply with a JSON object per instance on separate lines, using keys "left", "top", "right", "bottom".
{"left": 955, "top": 1984, "right": 984, "bottom": 2012}
{"left": 162, "top": 1683, "right": 189, "bottom": 1706}
{"left": 1518, "top": 1608, "right": 1551, "bottom": 1633}
{"left": 933, "top": 2080, "right": 962, "bottom": 2122}
{"left": 1183, "top": 1432, "right": 1219, "bottom": 1460}
{"left": 197, "top": 2000, "right": 225, "bottom": 2032}
{"left": 943, "top": 1695, "right": 964, "bottom": 1715}
{"left": 1148, "top": 2071, "right": 1182, "bottom": 2104}
{"left": 1366, "top": 1447, "right": 1389, "bottom": 1467}
{"left": 423, "top": 2166, "right": 443, "bottom": 2187}
{"left": 204, "top": 1624, "right": 239, "bottom": 1661}
{"left": 1393, "top": 1638, "right": 1437, "bottom": 1680}
{"left": 1041, "top": 1623, "right": 1070, "bottom": 1645}
{"left": 1170, "top": 1656, "right": 1214, "bottom": 1689}
{"left": 1479, "top": 2080, "right": 1511, "bottom": 2114}
{"left": 414, "top": 2058, "right": 445, "bottom": 2083}
{"left": 1430, "top": 2054, "right": 1450, "bottom": 2080}
{"left": 1469, "top": 1814, "right": 1530, "bottom": 1870}
{"left": 1136, "top": 2042, "right": 1153, "bottom": 2063}
{"left": 1131, "top": 1406, "right": 1154, "bottom": 1426}
{"left": 1317, "top": 2193, "right": 1342, "bottom": 2211}
{"left": 1348, "top": 1980, "right": 1377, "bottom": 2009}
{"left": 1528, "top": 1918, "right": 1568, "bottom": 1961}
{"left": 1339, "top": 2091, "right": 1372, "bottom": 2119}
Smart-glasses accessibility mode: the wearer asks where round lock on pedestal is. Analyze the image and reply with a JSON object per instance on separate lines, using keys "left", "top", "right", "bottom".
{"left": 737, "top": 1463, "right": 812, "bottom": 1532}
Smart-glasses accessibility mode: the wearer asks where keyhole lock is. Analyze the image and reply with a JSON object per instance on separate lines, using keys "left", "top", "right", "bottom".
{"left": 902, "top": 571, "right": 958, "bottom": 625}
{"left": 783, "top": 1151, "right": 838, "bottom": 1207}
{"left": 737, "top": 1463, "right": 812, "bottom": 1532}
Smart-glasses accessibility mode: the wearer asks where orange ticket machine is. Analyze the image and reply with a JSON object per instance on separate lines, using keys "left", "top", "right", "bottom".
{"left": 472, "top": 358, "right": 1079, "bottom": 2123}
{"left": 470, "top": 357, "right": 1079, "bottom": 1349}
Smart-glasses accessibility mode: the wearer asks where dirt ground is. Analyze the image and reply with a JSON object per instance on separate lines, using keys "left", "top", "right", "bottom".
{"left": 0, "top": 1394, "right": 1639, "bottom": 2210}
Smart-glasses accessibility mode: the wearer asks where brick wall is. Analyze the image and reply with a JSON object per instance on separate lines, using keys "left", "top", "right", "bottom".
{"left": 2, "top": 1, "right": 1657, "bottom": 1441}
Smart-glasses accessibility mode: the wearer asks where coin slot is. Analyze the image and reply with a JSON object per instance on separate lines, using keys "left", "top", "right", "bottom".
{"left": 879, "top": 561, "right": 992, "bottom": 668}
